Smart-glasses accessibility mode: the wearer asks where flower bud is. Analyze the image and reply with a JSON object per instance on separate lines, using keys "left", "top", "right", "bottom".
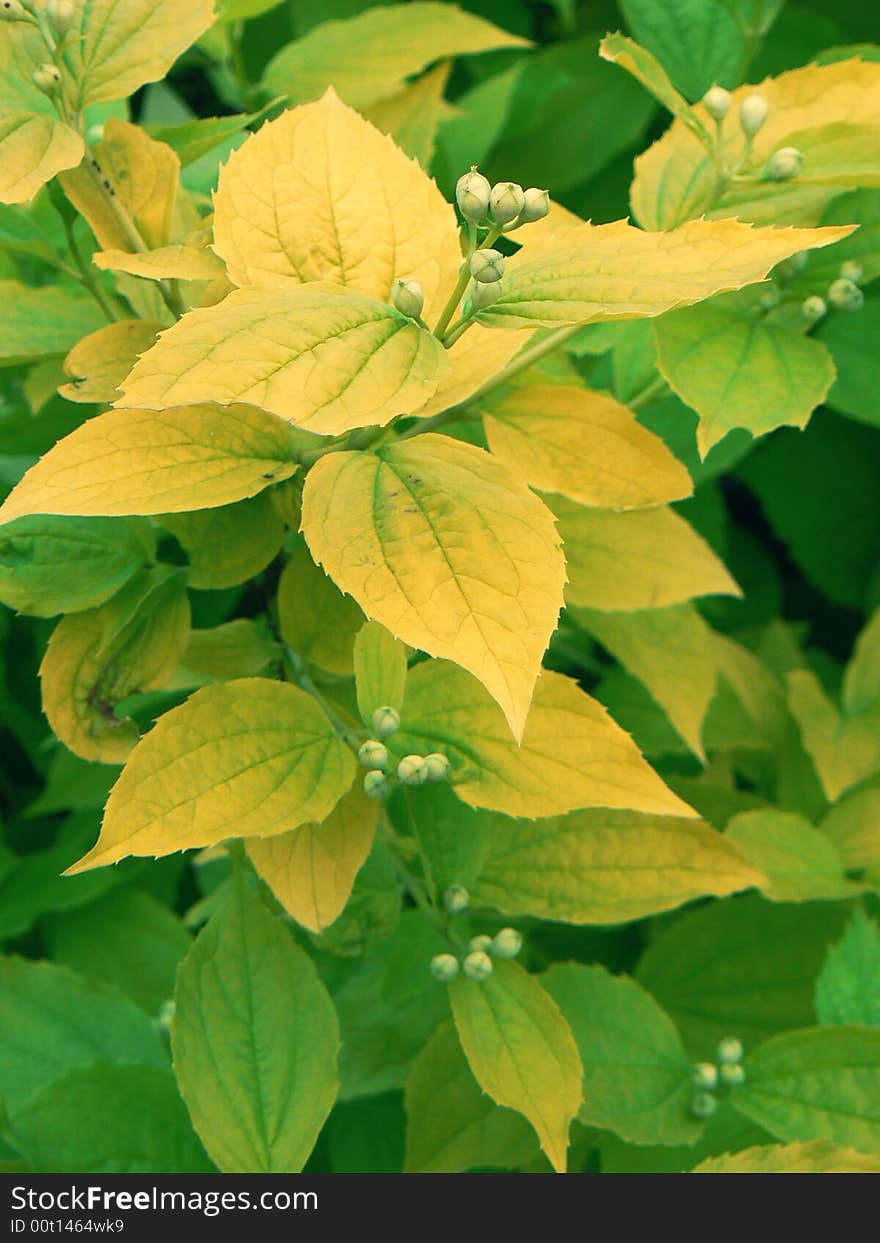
{"left": 739, "top": 92, "right": 769, "bottom": 137}
{"left": 47, "top": 0, "right": 75, "bottom": 37}
{"left": 469, "top": 248, "right": 505, "bottom": 284}
{"left": 397, "top": 754, "right": 428, "bottom": 786}
{"left": 0, "top": 1, "right": 31, "bottom": 22}
{"left": 423, "top": 752, "right": 451, "bottom": 782}
{"left": 370, "top": 705, "right": 400, "bottom": 739}
{"left": 430, "top": 953, "right": 460, "bottom": 983}
{"left": 157, "top": 998, "right": 175, "bottom": 1032}
{"left": 759, "top": 285, "right": 781, "bottom": 310}
{"left": 763, "top": 146, "right": 803, "bottom": 180}
{"left": 691, "top": 1062, "right": 719, "bottom": 1090}
{"left": 519, "top": 187, "right": 550, "bottom": 223}
{"left": 691, "top": 1090, "right": 718, "bottom": 1120}
{"left": 720, "top": 1062, "right": 746, "bottom": 1088}
{"left": 802, "top": 294, "right": 827, "bottom": 322}
{"left": 463, "top": 950, "right": 493, "bottom": 981}
{"left": 470, "top": 279, "right": 503, "bottom": 310}
{"left": 32, "top": 63, "right": 62, "bottom": 96}
{"left": 468, "top": 934, "right": 493, "bottom": 953}
{"left": 840, "top": 260, "right": 863, "bottom": 283}
{"left": 443, "top": 884, "right": 469, "bottom": 914}
{"left": 489, "top": 181, "right": 524, "bottom": 226}
{"left": 392, "top": 277, "right": 424, "bottom": 319}
{"left": 703, "top": 84, "right": 732, "bottom": 121}
{"left": 491, "top": 927, "right": 523, "bottom": 959}
{"left": 828, "top": 276, "right": 864, "bottom": 311}
{"left": 456, "top": 167, "right": 491, "bottom": 222}
{"left": 717, "top": 1036, "right": 744, "bottom": 1065}
{"left": 775, "top": 250, "right": 808, "bottom": 281}
{"left": 363, "top": 770, "right": 392, "bottom": 800}
{"left": 358, "top": 739, "right": 388, "bottom": 770}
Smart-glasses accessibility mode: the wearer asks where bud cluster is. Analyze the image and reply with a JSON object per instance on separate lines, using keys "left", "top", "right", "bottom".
{"left": 689, "top": 1035, "right": 746, "bottom": 1118}
{"left": 455, "top": 168, "right": 550, "bottom": 231}
{"left": 428, "top": 926, "right": 523, "bottom": 985}
{"left": 357, "top": 704, "right": 454, "bottom": 799}
{"left": 800, "top": 259, "right": 865, "bottom": 323}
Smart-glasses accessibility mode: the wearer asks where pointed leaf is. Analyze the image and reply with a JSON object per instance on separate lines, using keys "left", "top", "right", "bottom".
{"left": 278, "top": 541, "right": 365, "bottom": 676}
{"left": 815, "top": 911, "right": 880, "bottom": 1028}
{"left": 694, "top": 1140, "right": 880, "bottom": 1173}
{"left": 60, "top": 320, "right": 164, "bottom": 404}
{"left": 354, "top": 620, "right": 408, "bottom": 724}
{"left": 725, "top": 809, "right": 864, "bottom": 902}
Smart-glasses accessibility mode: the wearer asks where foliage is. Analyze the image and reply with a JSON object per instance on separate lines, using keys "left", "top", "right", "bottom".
{"left": 1, "top": 0, "right": 879, "bottom": 1176}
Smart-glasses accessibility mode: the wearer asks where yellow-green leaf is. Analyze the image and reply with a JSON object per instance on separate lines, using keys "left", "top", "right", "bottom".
{"left": 414, "top": 325, "right": 533, "bottom": 420}
{"left": 262, "top": 3, "right": 530, "bottom": 109}
{"left": 471, "top": 808, "right": 760, "bottom": 924}
{"left": 0, "top": 405, "right": 299, "bottom": 523}
{"left": 278, "top": 541, "right": 365, "bottom": 676}
{"left": 482, "top": 384, "right": 692, "bottom": 510}
{"left": 302, "top": 435, "right": 565, "bottom": 741}
{"left": 0, "top": 112, "right": 83, "bottom": 205}
{"left": 363, "top": 61, "right": 455, "bottom": 167}
{"left": 212, "top": 91, "right": 460, "bottom": 320}
{"left": 66, "top": 678, "right": 357, "bottom": 872}
{"left": 694, "top": 1140, "right": 880, "bottom": 1173}
{"left": 247, "top": 785, "right": 379, "bottom": 933}
{"left": 725, "top": 809, "right": 864, "bottom": 902}
{"left": 160, "top": 495, "right": 284, "bottom": 591}
{"left": 843, "top": 607, "right": 880, "bottom": 717}
{"left": 93, "top": 241, "right": 225, "bottom": 282}
{"left": 0, "top": 280, "right": 105, "bottom": 367}
{"left": 475, "top": 217, "right": 851, "bottom": 328}
{"left": 60, "top": 320, "right": 163, "bottom": 404}
{"left": 599, "top": 32, "right": 708, "bottom": 133}
{"left": 449, "top": 959, "right": 582, "bottom": 1173}
{"left": 354, "top": 621, "right": 408, "bottom": 724}
{"left": 170, "top": 621, "right": 280, "bottom": 690}
{"left": 787, "top": 669, "right": 880, "bottom": 802}
{"left": 389, "top": 659, "right": 696, "bottom": 819}
{"left": 116, "top": 286, "right": 448, "bottom": 434}
{"left": 820, "top": 786, "right": 880, "bottom": 874}
{"left": 556, "top": 498, "right": 739, "bottom": 611}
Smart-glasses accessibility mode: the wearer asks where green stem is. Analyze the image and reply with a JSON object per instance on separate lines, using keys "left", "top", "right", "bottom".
{"left": 464, "top": 323, "right": 583, "bottom": 405}
{"left": 57, "top": 209, "right": 120, "bottom": 323}
{"left": 283, "top": 647, "right": 362, "bottom": 750}
{"left": 628, "top": 373, "right": 669, "bottom": 411}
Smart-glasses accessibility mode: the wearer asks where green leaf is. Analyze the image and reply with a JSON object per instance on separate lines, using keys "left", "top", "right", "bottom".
{"left": 449, "top": 960, "right": 583, "bottom": 1173}
{"left": 160, "top": 494, "right": 285, "bottom": 591}
{"left": 694, "top": 1139, "right": 880, "bottom": 1173}
{"left": 725, "top": 808, "right": 864, "bottom": 902}
{"left": 170, "top": 621, "right": 281, "bottom": 689}
{"left": 598, "top": 31, "right": 708, "bottom": 123}
{"left": 655, "top": 301, "right": 837, "bottom": 455}
{"left": 262, "top": 2, "right": 530, "bottom": 107}
{"left": 0, "top": 281, "right": 105, "bottom": 367}
{"left": 0, "top": 515, "right": 154, "bottom": 617}
{"left": 0, "top": 956, "right": 167, "bottom": 1113}
{"left": 815, "top": 911, "right": 880, "bottom": 1027}
{"left": 9, "top": 1065, "right": 212, "bottom": 1174}
{"left": 617, "top": 2, "right": 745, "bottom": 100}
{"left": 818, "top": 298, "right": 880, "bottom": 428}
{"left": 404, "top": 1019, "right": 539, "bottom": 1172}
{"left": 844, "top": 608, "right": 880, "bottom": 716}
{"left": 786, "top": 669, "right": 880, "bottom": 802}
{"left": 820, "top": 786, "right": 880, "bottom": 874}
{"left": 354, "top": 620, "right": 408, "bottom": 725}
{"left": 148, "top": 101, "right": 284, "bottom": 167}
{"left": 543, "top": 963, "right": 701, "bottom": 1146}
{"left": 734, "top": 1026, "right": 880, "bottom": 1153}
{"left": 471, "top": 808, "right": 763, "bottom": 925}
{"left": 390, "top": 784, "right": 492, "bottom": 902}
{"left": 278, "top": 540, "right": 365, "bottom": 677}
{"left": 66, "top": 678, "right": 356, "bottom": 872}
{"left": 172, "top": 878, "right": 340, "bottom": 1172}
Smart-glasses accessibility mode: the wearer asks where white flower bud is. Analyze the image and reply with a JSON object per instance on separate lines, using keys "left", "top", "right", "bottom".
{"left": 469, "top": 248, "right": 505, "bottom": 283}
{"left": 370, "top": 705, "right": 400, "bottom": 739}
{"left": 456, "top": 167, "right": 491, "bottom": 222}
{"left": 363, "top": 770, "right": 392, "bottom": 800}
{"left": 430, "top": 953, "right": 460, "bottom": 983}
{"left": 763, "top": 146, "right": 802, "bottom": 180}
{"left": 0, "top": 0, "right": 31, "bottom": 22}
{"left": 470, "top": 278, "right": 503, "bottom": 310}
{"left": 775, "top": 251, "right": 808, "bottom": 281}
{"left": 489, "top": 181, "right": 524, "bottom": 226}
{"left": 491, "top": 927, "right": 522, "bottom": 959}
{"left": 691, "top": 1090, "right": 718, "bottom": 1120}
{"left": 691, "top": 1062, "right": 719, "bottom": 1090}
{"left": 468, "top": 934, "right": 493, "bottom": 953}
{"left": 739, "top": 92, "right": 769, "bottom": 137}
{"left": 357, "top": 739, "right": 388, "bottom": 770}
{"left": 32, "top": 63, "right": 62, "bottom": 96}
{"left": 828, "top": 277, "right": 864, "bottom": 311}
{"left": 717, "top": 1036, "right": 744, "bottom": 1065}
{"left": 519, "top": 187, "right": 550, "bottom": 223}
{"left": 840, "top": 260, "right": 863, "bottom": 283}
{"left": 397, "top": 753, "right": 428, "bottom": 786}
{"left": 759, "top": 285, "right": 781, "bottom": 310}
{"left": 156, "top": 999, "right": 175, "bottom": 1032}
{"left": 720, "top": 1062, "right": 746, "bottom": 1088}
{"left": 703, "top": 84, "right": 732, "bottom": 121}
{"left": 463, "top": 950, "right": 493, "bottom": 981}
{"left": 423, "top": 752, "right": 451, "bottom": 781}
{"left": 47, "top": 0, "right": 75, "bottom": 37}
{"left": 443, "top": 884, "right": 469, "bottom": 914}
{"left": 392, "top": 277, "right": 424, "bottom": 319}
{"left": 802, "top": 294, "right": 827, "bottom": 322}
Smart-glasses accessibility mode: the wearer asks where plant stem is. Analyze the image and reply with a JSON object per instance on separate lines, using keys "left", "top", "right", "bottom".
{"left": 464, "top": 323, "right": 584, "bottom": 404}
{"left": 56, "top": 208, "right": 120, "bottom": 323}
{"left": 628, "top": 372, "right": 669, "bottom": 411}
{"left": 283, "top": 646, "right": 363, "bottom": 750}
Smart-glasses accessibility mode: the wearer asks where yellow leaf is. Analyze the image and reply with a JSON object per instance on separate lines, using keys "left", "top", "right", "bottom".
{"left": 363, "top": 61, "right": 455, "bottom": 167}
{"left": 476, "top": 217, "right": 852, "bottom": 328}
{"left": 389, "top": 659, "right": 696, "bottom": 818}
{"left": 0, "top": 404, "right": 299, "bottom": 523}
{"left": 93, "top": 241, "right": 225, "bottom": 282}
{"left": 354, "top": 621, "right": 408, "bottom": 723}
{"left": 278, "top": 541, "right": 365, "bottom": 676}
{"left": 248, "top": 785, "right": 379, "bottom": 932}
{"left": 160, "top": 494, "right": 285, "bottom": 590}
{"left": 413, "top": 324, "right": 533, "bottom": 419}
{"left": 483, "top": 384, "right": 693, "bottom": 510}
{"left": 786, "top": 669, "right": 880, "bottom": 802}
{"left": 116, "top": 285, "right": 448, "bottom": 434}
{"left": 60, "top": 320, "right": 163, "bottom": 404}
{"left": 555, "top": 499, "right": 739, "bottom": 611}
{"left": 694, "top": 1140, "right": 880, "bottom": 1173}
{"left": 40, "top": 568, "right": 190, "bottom": 764}
{"left": 0, "top": 112, "right": 83, "bottom": 205}
{"left": 261, "top": 2, "right": 530, "bottom": 109}
{"left": 301, "top": 435, "right": 565, "bottom": 741}
{"left": 212, "top": 91, "right": 460, "bottom": 321}
{"left": 449, "top": 960, "right": 582, "bottom": 1173}
{"left": 66, "top": 678, "right": 357, "bottom": 873}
